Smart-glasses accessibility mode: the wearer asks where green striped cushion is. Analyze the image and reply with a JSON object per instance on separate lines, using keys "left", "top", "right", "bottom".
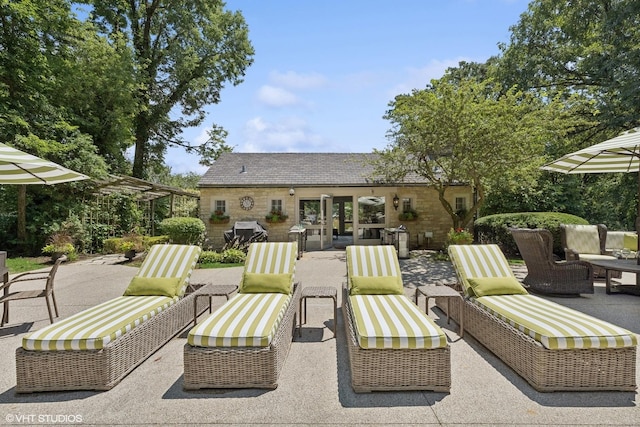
{"left": 136, "top": 244, "right": 201, "bottom": 296}
{"left": 349, "top": 294, "right": 448, "bottom": 349}
{"left": 473, "top": 294, "right": 637, "bottom": 349}
{"left": 244, "top": 242, "right": 297, "bottom": 275}
{"left": 23, "top": 296, "right": 176, "bottom": 351}
{"left": 346, "top": 245, "right": 402, "bottom": 279}
{"left": 448, "top": 244, "right": 516, "bottom": 297}
{"left": 187, "top": 293, "right": 291, "bottom": 347}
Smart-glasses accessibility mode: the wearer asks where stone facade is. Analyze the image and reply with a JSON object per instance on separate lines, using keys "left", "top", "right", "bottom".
{"left": 200, "top": 185, "right": 472, "bottom": 250}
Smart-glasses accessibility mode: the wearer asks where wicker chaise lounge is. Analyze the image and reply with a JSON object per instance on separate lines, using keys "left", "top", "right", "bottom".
{"left": 343, "top": 245, "right": 451, "bottom": 392}
{"left": 437, "top": 244, "right": 637, "bottom": 392}
{"left": 183, "top": 242, "right": 300, "bottom": 390}
{"left": 16, "top": 244, "right": 203, "bottom": 393}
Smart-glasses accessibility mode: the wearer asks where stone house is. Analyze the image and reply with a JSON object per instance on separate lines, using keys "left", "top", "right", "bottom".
{"left": 198, "top": 152, "right": 472, "bottom": 251}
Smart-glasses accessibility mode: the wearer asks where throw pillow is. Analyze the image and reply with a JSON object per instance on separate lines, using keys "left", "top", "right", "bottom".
{"left": 123, "top": 276, "right": 182, "bottom": 297}
{"left": 240, "top": 272, "right": 292, "bottom": 294}
{"left": 467, "top": 276, "right": 528, "bottom": 297}
{"left": 349, "top": 275, "right": 404, "bottom": 295}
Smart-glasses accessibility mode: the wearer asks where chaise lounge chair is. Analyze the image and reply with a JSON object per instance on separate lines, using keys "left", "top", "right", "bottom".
{"left": 343, "top": 245, "right": 451, "bottom": 392}
{"left": 437, "top": 244, "right": 637, "bottom": 391}
{"left": 183, "top": 242, "right": 300, "bottom": 390}
{"left": 16, "top": 244, "right": 202, "bottom": 393}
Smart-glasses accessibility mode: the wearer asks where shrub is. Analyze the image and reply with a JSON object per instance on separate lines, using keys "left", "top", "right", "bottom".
{"left": 160, "top": 217, "right": 205, "bottom": 245}
{"left": 474, "top": 212, "right": 588, "bottom": 256}
{"left": 199, "top": 250, "right": 224, "bottom": 264}
{"left": 222, "top": 248, "right": 246, "bottom": 264}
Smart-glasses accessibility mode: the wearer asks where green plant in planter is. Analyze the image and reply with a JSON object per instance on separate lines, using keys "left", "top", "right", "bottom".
{"left": 42, "top": 232, "right": 76, "bottom": 261}
{"left": 210, "top": 209, "right": 230, "bottom": 223}
{"left": 265, "top": 209, "right": 288, "bottom": 223}
{"left": 399, "top": 208, "right": 418, "bottom": 221}
{"left": 118, "top": 232, "right": 145, "bottom": 259}
{"left": 446, "top": 228, "right": 474, "bottom": 247}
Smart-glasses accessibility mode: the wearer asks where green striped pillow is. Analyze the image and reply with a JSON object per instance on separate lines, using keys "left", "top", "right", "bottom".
{"left": 188, "top": 293, "right": 291, "bottom": 347}
{"left": 23, "top": 296, "right": 176, "bottom": 351}
{"left": 473, "top": 294, "right": 637, "bottom": 350}
{"left": 349, "top": 294, "right": 448, "bottom": 349}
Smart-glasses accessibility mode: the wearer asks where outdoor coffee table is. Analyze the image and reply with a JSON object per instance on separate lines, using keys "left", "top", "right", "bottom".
{"left": 298, "top": 286, "right": 337, "bottom": 338}
{"left": 588, "top": 259, "right": 640, "bottom": 295}
{"left": 415, "top": 285, "right": 464, "bottom": 337}
{"left": 191, "top": 283, "right": 238, "bottom": 326}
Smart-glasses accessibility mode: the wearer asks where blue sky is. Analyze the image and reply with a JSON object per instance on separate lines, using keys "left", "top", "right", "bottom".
{"left": 167, "top": 0, "right": 531, "bottom": 174}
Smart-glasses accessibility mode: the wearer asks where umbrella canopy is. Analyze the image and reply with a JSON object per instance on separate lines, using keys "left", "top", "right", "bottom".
{"left": 0, "top": 143, "right": 89, "bottom": 184}
{"left": 542, "top": 127, "right": 640, "bottom": 231}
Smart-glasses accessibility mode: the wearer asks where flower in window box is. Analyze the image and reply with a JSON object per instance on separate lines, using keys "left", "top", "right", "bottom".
{"left": 210, "top": 210, "right": 230, "bottom": 224}
{"left": 265, "top": 209, "right": 288, "bottom": 223}
{"left": 398, "top": 208, "right": 418, "bottom": 221}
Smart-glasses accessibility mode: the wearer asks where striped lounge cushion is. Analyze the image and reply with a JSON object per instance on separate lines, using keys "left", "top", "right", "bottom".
{"left": 473, "top": 294, "right": 637, "bottom": 350}
{"left": 23, "top": 296, "right": 176, "bottom": 351}
{"left": 187, "top": 293, "right": 291, "bottom": 347}
{"left": 349, "top": 294, "right": 448, "bottom": 349}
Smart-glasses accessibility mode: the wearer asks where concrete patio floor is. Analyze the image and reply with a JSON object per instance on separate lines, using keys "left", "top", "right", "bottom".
{"left": 0, "top": 249, "right": 638, "bottom": 426}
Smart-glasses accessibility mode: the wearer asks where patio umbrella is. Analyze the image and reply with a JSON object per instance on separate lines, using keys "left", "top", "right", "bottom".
{"left": 0, "top": 143, "right": 89, "bottom": 241}
{"left": 541, "top": 127, "right": 640, "bottom": 233}
{"left": 0, "top": 143, "right": 89, "bottom": 185}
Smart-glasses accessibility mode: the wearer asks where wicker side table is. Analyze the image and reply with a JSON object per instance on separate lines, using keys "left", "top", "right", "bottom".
{"left": 298, "top": 286, "right": 337, "bottom": 338}
{"left": 415, "top": 285, "right": 463, "bottom": 337}
{"left": 192, "top": 283, "right": 238, "bottom": 326}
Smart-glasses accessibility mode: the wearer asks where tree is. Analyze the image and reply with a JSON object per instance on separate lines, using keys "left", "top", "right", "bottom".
{"left": 498, "top": 0, "right": 640, "bottom": 133}
{"left": 377, "top": 78, "right": 563, "bottom": 229}
{"left": 86, "top": 0, "right": 254, "bottom": 178}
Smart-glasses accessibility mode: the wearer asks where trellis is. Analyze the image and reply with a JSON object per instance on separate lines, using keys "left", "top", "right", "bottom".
{"left": 83, "top": 175, "right": 199, "bottom": 250}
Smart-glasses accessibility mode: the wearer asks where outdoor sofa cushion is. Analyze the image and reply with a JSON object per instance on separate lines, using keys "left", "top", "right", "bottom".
{"left": 564, "top": 225, "right": 602, "bottom": 255}
{"left": 23, "top": 295, "right": 176, "bottom": 351}
{"left": 348, "top": 294, "right": 448, "bottom": 349}
{"left": 187, "top": 292, "right": 291, "bottom": 347}
{"left": 472, "top": 294, "right": 637, "bottom": 350}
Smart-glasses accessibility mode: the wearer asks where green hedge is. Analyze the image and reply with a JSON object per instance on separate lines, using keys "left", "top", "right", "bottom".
{"left": 199, "top": 249, "right": 246, "bottom": 265}
{"left": 102, "top": 235, "right": 170, "bottom": 254}
{"left": 160, "top": 217, "right": 206, "bottom": 245}
{"left": 474, "top": 212, "right": 588, "bottom": 256}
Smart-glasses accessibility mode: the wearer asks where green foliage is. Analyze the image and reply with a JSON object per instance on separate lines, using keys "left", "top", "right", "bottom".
{"left": 446, "top": 228, "right": 474, "bottom": 246}
{"left": 399, "top": 208, "right": 418, "bottom": 221}
{"left": 474, "top": 212, "right": 588, "bottom": 256}
{"left": 378, "top": 77, "right": 565, "bottom": 229}
{"left": 160, "top": 217, "right": 205, "bottom": 245}
{"left": 89, "top": 0, "right": 255, "bottom": 177}
{"left": 198, "top": 249, "right": 246, "bottom": 265}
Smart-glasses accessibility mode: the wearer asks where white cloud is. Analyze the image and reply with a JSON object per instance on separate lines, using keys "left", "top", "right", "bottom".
{"left": 388, "top": 57, "right": 469, "bottom": 97}
{"left": 257, "top": 85, "right": 302, "bottom": 107}
{"left": 240, "top": 116, "right": 328, "bottom": 152}
{"left": 269, "top": 70, "right": 328, "bottom": 90}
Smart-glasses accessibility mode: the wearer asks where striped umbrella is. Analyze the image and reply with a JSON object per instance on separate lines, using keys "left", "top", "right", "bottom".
{"left": 542, "top": 127, "right": 640, "bottom": 231}
{"left": 0, "top": 143, "right": 89, "bottom": 184}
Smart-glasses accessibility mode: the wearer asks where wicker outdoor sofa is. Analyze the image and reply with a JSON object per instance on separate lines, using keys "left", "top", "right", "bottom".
{"left": 16, "top": 244, "right": 204, "bottom": 393}
{"left": 436, "top": 244, "right": 637, "bottom": 392}
{"left": 183, "top": 242, "right": 300, "bottom": 390}
{"left": 343, "top": 245, "right": 451, "bottom": 393}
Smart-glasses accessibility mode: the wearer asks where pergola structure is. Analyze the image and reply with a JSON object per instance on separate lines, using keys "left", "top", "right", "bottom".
{"left": 90, "top": 174, "right": 199, "bottom": 238}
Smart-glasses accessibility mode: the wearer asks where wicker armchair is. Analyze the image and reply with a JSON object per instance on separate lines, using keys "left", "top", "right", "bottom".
{"left": 510, "top": 228, "right": 594, "bottom": 295}
{"left": 560, "top": 224, "right": 618, "bottom": 278}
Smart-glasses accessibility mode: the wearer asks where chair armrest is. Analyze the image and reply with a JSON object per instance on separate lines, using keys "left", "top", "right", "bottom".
{"left": 564, "top": 248, "right": 579, "bottom": 261}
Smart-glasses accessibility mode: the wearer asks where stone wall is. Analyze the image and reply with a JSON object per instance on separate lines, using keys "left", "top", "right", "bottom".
{"left": 200, "top": 185, "right": 473, "bottom": 250}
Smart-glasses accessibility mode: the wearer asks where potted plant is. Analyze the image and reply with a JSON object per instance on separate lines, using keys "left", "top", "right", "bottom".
{"left": 209, "top": 210, "right": 230, "bottom": 224}
{"left": 265, "top": 209, "right": 288, "bottom": 223}
{"left": 118, "top": 232, "right": 145, "bottom": 260}
{"left": 42, "top": 232, "right": 76, "bottom": 261}
{"left": 446, "top": 228, "right": 473, "bottom": 247}
{"left": 399, "top": 208, "right": 418, "bottom": 221}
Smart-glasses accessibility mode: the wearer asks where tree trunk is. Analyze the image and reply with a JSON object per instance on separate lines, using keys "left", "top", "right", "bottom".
{"left": 132, "top": 114, "right": 149, "bottom": 179}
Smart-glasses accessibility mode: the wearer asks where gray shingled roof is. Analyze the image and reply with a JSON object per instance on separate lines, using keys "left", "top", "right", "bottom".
{"left": 199, "top": 152, "right": 429, "bottom": 187}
